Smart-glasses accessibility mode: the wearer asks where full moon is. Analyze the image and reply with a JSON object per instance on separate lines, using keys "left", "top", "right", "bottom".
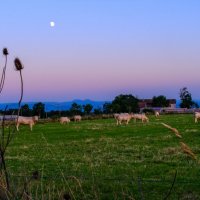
{"left": 50, "top": 21, "right": 55, "bottom": 27}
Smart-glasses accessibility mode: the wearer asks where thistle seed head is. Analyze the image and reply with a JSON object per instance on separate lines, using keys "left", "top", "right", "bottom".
{"left": 3, "top": 48, "right": 8, "bottom": 56}
{"left": 31, "top": 171, "right": 40, "bottom": 180}
{"left": 63, "top": 192, "right": 71, "bottom": 200}
{"left": 14, "top": 58, "right": 24, "bottom": 71}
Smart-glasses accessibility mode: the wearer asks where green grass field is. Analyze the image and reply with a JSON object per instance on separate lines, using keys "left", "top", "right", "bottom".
{"left": 5, "top": 114, "right": 200, "bottom": 199}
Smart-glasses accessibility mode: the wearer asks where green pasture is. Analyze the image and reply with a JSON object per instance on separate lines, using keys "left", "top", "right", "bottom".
{"left": 5, "top": 114, "right": 200, "bottom": 199}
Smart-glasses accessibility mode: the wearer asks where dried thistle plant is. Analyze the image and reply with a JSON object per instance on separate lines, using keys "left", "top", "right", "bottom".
{"left": 0, "top": 48, "right": 8, "bottom": 94}
{"left": 14, "top": 58, "right": 24, "bottom": 116}
{"left": 180, "top": 142, "right": 197, "bottom": 160}
{"left": 0, "top": 48, "right": 24, "bottom": 196}
{"left": 161, "top": 123, "right": 182, "bottom": 138}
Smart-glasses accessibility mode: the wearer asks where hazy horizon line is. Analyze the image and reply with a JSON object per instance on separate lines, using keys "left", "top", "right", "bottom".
{"left": 1, "top": 98, "right": 196, "bottom": 105}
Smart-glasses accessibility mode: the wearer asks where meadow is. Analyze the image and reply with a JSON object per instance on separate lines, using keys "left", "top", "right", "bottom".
{"left": 5, "top": 114, "right": 200, "bottom": 199}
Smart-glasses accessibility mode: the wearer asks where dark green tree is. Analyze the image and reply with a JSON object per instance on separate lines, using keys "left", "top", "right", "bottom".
{"left": 70, "top": 102, "right": 82, "bottom": 115}
{"left": 83, "top": 104, "right": 93, "bottom": 114}
{"left": 33, "top": 102, "right": 45, "bottom": 118}
{"left": 103, "top": 102, "right": 113, "bottom": 114}
{"left": 179, "top": 87, "right": 198, "bottom": 108}
{"left": 112, "top": 94, "right": 139, "bottom": 113}
{"left": 93, "top": 108, "right": 102, "bottom": 115}
{"left": 152, "top": 95, "right": 169, "bottom": 107}
{"left": 21, "top": 104, "right": 32, "bottom": 116}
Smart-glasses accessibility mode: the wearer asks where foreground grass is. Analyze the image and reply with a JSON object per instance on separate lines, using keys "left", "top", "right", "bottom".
{"left": 5, "top": 114, "right": 200, "bottom": 199}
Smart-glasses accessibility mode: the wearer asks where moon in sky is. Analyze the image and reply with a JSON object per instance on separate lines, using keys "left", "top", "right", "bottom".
{"left": 50, "top": 21, "right": 55, "bottom": 27}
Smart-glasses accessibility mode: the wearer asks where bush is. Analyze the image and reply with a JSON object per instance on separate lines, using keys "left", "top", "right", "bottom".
{"left": 142, "top": 108, "right": 155, "bottom": 114}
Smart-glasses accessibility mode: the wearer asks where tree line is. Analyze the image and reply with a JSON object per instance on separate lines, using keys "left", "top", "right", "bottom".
{"left": 1, "top": 87, "right": 198, "bottom": 118}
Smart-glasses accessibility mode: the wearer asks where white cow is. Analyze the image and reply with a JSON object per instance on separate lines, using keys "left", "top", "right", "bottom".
{"left": 133, "top": 113, "right": 149, "bottom": 123}
{"left": 115, "top": 113, "right": 133, "bottom": 125}
{"left": 194, "top": 112, "right": 200, "bottom": 123}
{"left": 74, "top": 115, "right": 82, "bottom": 122}
{"left": 113, "top": 113, "right": 120, "bottom": 119}
{"left": 155, "top": 111, "right": 160, "bottom": 117}
{"left": 60, "top": 117, "right": 70, "bottom": 124}
{"left": 16, "top": 116, "right": 39, "bottom": 131}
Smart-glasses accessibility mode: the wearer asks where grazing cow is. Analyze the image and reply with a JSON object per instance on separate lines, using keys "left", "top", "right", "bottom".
{"left": 16, "top": 116, "right": 39, "bottom": 131}
{"left": 194, "top": 112, "right": 200, "bottom": 123}
{"left": 115, "top": 113, "right": 133, "bottom": 125}
{"left": 74, "top": 115, "right": 82, "bottom": 122}
{"left": 155, "top": 111, "right": 160, "bottom": 117}
{"left": 113, "top": 113, "right": 120, "bottom": 119}
{"left": 133, "top": 113, "right": 149, "bottom": 123}
{"left": 60, "top": 117, "right": 70, "bottom": 124}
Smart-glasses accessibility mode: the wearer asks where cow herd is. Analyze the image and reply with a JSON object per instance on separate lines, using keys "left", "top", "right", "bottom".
{"left": 13, "top": 111, "right": 200, "bottom": 131}
{"left": 59, "top": 115, "right": 82, "bottom": 124}
{"left": 114, "top": 113, "right": 149, "bottom": 125}
{"left": 15, "top": 115, "right": 82, "bottom": 131}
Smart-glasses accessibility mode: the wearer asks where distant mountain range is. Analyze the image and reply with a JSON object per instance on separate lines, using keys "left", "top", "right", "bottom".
{"left": 0, "top": 99, "right": 199, "bottom": 111}
{"left": 0, "top": 99, "right": 110, "bottom": 112}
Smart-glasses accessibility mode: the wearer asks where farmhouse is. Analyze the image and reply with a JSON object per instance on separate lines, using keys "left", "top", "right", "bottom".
{"left": 138, "top": 99, "right": 176, "bottom": 109}
{"left": 139, "top": 98, "right": 180, "bottom": 113}
{"left": 139, "top": 99, "right": 200, "bottom": 113}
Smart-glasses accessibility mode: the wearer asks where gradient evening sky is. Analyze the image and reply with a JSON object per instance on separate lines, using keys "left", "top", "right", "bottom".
{"left": 0, "top": 0, "right": 200, "bottom": 102}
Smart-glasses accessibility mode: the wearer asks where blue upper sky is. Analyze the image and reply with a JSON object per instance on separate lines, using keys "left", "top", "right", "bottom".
{"left": 0, "top": 0, "right": 200, "bottom": 102}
